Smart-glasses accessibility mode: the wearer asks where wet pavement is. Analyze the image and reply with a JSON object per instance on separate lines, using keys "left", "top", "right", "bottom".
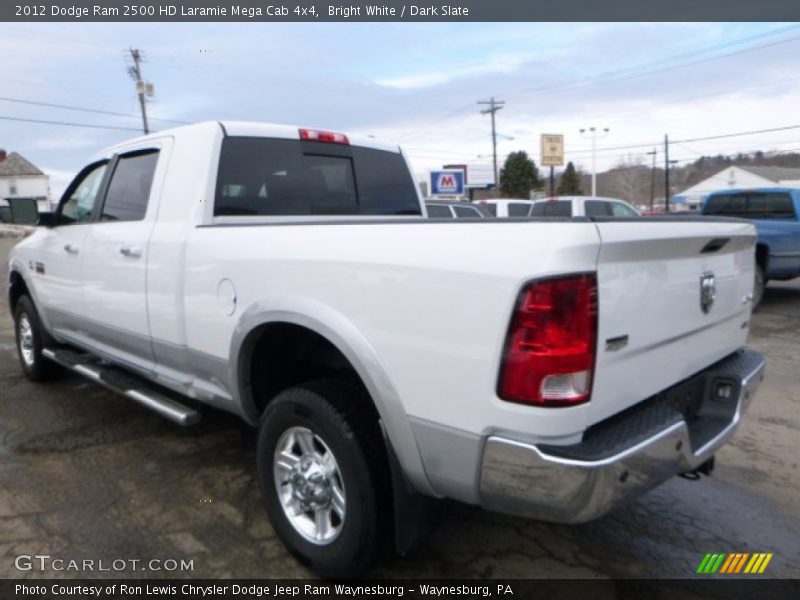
{"left": 1, "top": 236, "right": 798, "bottom": 579}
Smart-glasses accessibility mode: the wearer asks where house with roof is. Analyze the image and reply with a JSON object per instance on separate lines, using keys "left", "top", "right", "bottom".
{"left": 0, "top": 149, "right": 51, "bottom": 213}
{"left": 672, "top": 165, "right": 800, "bottom": 211}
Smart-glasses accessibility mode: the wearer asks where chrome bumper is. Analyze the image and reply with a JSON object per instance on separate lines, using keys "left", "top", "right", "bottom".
{"left": 479, "top": 349, "right": 766, "bottom": 523}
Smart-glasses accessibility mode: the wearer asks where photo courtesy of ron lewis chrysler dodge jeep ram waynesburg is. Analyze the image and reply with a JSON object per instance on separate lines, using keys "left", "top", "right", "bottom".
{"left": 8, "top": 122, "right": 765, "bottom": 578}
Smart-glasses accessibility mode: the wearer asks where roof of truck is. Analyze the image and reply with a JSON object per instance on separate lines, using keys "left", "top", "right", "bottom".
{"left": 96, "top": 121, "right": 401, "bottom": 157}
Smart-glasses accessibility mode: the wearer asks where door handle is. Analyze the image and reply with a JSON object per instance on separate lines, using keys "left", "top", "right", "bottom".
{"left": 63, "top": 244, "right": 79, "bottom": 255}
{"left": 120, "top": 245, "right": 143, "bottom": 258}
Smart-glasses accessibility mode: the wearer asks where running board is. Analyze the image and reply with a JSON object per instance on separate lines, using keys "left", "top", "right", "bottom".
{"left": 42, "top": 348, "right": 201, "bottom": 426}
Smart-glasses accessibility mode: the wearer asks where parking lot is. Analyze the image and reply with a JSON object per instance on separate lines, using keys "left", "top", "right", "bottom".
{"left": 1, "top": 233, "right": 798, "bottom": 580}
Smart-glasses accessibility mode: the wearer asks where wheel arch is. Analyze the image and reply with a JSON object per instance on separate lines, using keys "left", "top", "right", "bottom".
{"left": 755, "top": 242, "right": 770, "bottom": 275}
{"left": 229, "top": 296, "right": 434, "bottom": 496}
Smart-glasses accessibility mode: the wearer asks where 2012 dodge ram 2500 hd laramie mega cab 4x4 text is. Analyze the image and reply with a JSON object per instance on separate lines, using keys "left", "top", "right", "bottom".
{"left": 8, "top": 122, "right": 765, "bottom": 577}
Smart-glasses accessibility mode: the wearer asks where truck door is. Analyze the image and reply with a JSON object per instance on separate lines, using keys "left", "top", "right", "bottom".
{"left": 80, "top": 146, "right": 164, "bottom": 374}
{"left": 33, "top": 161, "right": 110, "bottom": 338}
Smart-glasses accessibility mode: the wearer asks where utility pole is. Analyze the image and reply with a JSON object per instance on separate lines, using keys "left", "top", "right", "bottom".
{"left": 580, "top": 127, "right": 609, "bottom": 196}
{"left": 646, "top": 148, "right": 657, "bottom": 212}
{"left": 128, "top": 48, "right": 153, "bottom": 135}
{"left": 664, "top": 134, "right": 670, "bottom": 213}
{"left": 478, "top": 97, "right": 505, "bottom": 189}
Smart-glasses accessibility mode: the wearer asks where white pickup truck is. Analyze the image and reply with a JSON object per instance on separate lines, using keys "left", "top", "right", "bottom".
{"left": 8, "top": 122, "right": 765, "bottom": 577}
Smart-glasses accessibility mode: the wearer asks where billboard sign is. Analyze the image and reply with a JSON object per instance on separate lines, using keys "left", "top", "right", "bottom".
{"left": 540, "top": 134, "right": 564, "bottom": 166}
{"left": 430, "top": 170, "right": 465, "bottom": 196}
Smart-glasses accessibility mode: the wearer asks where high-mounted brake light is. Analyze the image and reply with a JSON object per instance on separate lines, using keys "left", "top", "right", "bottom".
{"left": 299, "top": 128, "right": 349, "bottom": 145}
{"left": 498, "top": 274, "right": 597, "bottom": 407}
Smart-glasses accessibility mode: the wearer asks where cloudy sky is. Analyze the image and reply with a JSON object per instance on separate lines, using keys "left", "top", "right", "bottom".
{"left": 2, "top": 21, "right": 800, "bottom": 197}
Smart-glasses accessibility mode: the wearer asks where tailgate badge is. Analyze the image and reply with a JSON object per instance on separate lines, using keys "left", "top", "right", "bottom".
{"left": 700, "top": 272, "right": 716, "bottom": 314}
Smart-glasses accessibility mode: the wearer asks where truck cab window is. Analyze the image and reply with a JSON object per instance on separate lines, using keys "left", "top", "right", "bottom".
{"left": 214, "top": 137, "right": 420, "bottom": 217}
{"left": 101, "top": 150, "right": 159, "bottom": 222}
{"left": 60, "top": 162, "right": 109, "bottom": 225}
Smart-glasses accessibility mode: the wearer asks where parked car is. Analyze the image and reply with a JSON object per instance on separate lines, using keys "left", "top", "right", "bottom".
{"left": 530, "top": 196, "right": 640, "bottom": 217}
{"left": 9, "top": 121, "right": 764, "bottom": 578}
{"left": 702, "top": 187, "right": 800, "bottom": 307}
{"left": 477, "top": 198, "right": 535, "bottom": 217}
{"left": 425, "top": 199, "right": 491, "bottom": 218}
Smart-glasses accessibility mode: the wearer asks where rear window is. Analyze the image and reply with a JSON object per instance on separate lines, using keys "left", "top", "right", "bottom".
{"left": 705, "top": 192, "right": 796, "bottom": 220}
{"left": 214, "top": 137, "right": 421, "bottom": 217}
{"left": 508, "top": 203, "right": 530, "bottom": 217}
{"left": 532, "top": 201, "right": 571, "bottom": 217}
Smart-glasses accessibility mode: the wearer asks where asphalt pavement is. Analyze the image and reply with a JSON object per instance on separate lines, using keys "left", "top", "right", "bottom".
{"left": 1, "top": 235, "right": 798, "bottom": 579}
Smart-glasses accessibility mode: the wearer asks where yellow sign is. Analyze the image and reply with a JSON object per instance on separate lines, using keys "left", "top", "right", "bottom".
{"left": 540, "top": 134, "right": 564, "bottom": 166}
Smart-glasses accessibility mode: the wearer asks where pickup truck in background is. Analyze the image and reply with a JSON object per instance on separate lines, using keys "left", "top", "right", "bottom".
{"left": 702, "top": 187, "right": 800, "bottom": 307}
{"left": 8, "top": 122, "right": 765, "bottom": 578}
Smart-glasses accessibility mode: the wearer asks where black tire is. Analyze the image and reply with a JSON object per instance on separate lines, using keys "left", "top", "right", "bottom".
{"left": 256, "top": 380, "right": 390, "bottom": 579}
{"left": 753, "top": 263, "right": 766, "bottom": 309}
{"left": 13, "top": 295, "right": 63, "bottom": 382}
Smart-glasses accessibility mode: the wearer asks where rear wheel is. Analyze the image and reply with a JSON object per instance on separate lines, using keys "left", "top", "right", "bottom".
{"left": 753, "top": 263, "right": 766, "bottom": 309}
{"left": 13, "top": 295, "right": 63, "bottom": 382}
{"left": 256, "top": 380, "right": 389, "bottom": 578}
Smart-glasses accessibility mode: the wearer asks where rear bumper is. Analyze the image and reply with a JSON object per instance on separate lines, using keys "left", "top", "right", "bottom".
{"left": 479, "top": 348, "right": 766, "bottom": 523}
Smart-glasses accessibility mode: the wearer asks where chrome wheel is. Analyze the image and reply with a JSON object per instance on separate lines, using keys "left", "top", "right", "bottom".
{"left": 18, "top": 314, "right": 35, "bottom": 368}
{"left": 273, "top": 426, "right": 346, "bottom": 545}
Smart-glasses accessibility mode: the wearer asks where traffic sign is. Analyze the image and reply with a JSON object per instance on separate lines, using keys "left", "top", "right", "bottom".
{"left": 540, "top": 134, "right": 564, "bottom": 166}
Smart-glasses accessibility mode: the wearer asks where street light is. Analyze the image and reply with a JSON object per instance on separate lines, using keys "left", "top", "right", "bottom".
{"left": 579, "top": 127, "right": 609, "bottom": 196}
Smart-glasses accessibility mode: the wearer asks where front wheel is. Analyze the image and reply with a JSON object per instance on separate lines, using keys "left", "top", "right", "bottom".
{"left": 256, "top": 380, "right": 390, "bottom": 578}
{"left": 13, "top": 295, "right": 63, "bottom": 382}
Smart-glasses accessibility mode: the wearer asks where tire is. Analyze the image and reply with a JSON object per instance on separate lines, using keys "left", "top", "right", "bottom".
{"left": 13, "top": 295, "right": 63, "bottom": 382}
{"left": 753, "top": 263, "right": 766, "bottom": 309}
{"left": 256, "top": 380, "right": 390, "bottom": 578}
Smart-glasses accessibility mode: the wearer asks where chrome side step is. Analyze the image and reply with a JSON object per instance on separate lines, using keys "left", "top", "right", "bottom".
{"left": 42, "top": 347, "right": 201, "bottom": 426}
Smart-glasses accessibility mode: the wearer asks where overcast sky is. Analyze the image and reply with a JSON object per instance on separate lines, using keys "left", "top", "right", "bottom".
{"left": 2, "top": 21, "right": 800, "bottom": 197}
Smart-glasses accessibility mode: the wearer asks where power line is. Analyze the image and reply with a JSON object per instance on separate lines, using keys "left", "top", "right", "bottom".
{"left": 0, "top": 115, "right": 142, "bottom": 132}
{"left": 0, "top": 96, "right": 189, "bottom": 125}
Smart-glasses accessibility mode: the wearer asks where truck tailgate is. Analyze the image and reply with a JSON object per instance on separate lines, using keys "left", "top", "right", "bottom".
{"left": 589, "top": 219, "right": 756, "bottom": 425}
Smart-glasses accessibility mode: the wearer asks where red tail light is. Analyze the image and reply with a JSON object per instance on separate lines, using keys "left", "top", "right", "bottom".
{"left": 299, "top": 128, "right": 349, "bottom": 145}
{"left": 498, "top": 273, "right": 597, "bottom": 407}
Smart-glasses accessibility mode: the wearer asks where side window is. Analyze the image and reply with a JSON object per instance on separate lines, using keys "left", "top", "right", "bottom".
{"left": 100, "top": 151, "right": 159, "bottom": 222}
{"left": 610, "top": 202, "right": 638, "bottom": 217}
{"left": 426, "top": 204, "right": 454, "bottom": 218}
{"left": 508, "top": 203, "right": 530, "bottom": 217}
{"left": 482, "top": 203, "right": 497, "bottom": 216}
{"left": 585, "top": 200, "right": 611, "bottom": 217}
{"left": 453, "top": 205, "right": 481, "bottom": 218}
{"left": 60, "top": 162, "right": 109, "bottom": 225}
{"left": 532, "top": 201, "right": 571, "bottom": 216}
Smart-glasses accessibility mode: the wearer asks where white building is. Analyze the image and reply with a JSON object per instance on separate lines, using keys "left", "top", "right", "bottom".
{"left": 0, "top": 149, "right": 51, "bottom": 213}
{"left": 674, "top": 165, "right": 800, "bottom": 211}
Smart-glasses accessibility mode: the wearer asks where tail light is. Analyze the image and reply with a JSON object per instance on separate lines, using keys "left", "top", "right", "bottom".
{"left": 498, "top": 273, "right": 597, "bottom": 407}
{"left": 299, "top": 128, "right": 349, "bottom": 145}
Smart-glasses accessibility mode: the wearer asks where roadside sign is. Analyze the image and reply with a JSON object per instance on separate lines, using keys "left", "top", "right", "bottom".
{"left": 443, "top": 164, "right": 469, "bottom": 185}
{"left": 430, "top": 170, "right": 465, "bottom": 196}
{"left": 540, "top": 134, "right": 564, "bottom": 166}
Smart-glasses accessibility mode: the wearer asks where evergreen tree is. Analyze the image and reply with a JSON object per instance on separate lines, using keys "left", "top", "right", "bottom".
{"left": 557, "top": 161, "right": 583, "bottom": 195}
{"left": 499, "top": 151, "right": 540, "bottom": 198}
